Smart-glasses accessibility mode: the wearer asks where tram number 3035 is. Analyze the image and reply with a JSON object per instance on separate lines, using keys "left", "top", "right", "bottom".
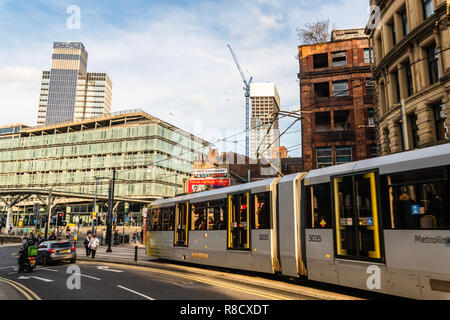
{"left": 308, "top": 235, "right": 322, "bottom": 242}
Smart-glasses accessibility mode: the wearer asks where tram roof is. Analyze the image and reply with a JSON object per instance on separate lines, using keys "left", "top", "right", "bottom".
{"left": 151, "top": 177, "right": 277, "bottom": 207}
{"left": 305, "top": 143, "right": 450, "bottom": 185}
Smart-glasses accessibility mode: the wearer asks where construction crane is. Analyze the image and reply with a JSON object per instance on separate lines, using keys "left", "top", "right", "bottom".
{"left": 227, "top": 44, "right": 253, "bottom": 158}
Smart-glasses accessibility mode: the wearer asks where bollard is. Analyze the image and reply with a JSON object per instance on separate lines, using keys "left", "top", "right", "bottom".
{"left": 134, "top": 245, "right": 138, "bottom": 262}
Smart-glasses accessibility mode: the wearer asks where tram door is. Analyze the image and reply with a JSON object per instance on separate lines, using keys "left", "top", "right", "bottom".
{"left": 174, "top": 202, "right": 189, "bottom": 246}
{"left": 227, "top": 192, "right": 250, "bottom": 250}
{"left": 333, "top": 172, "right": 382, "bottom": 261}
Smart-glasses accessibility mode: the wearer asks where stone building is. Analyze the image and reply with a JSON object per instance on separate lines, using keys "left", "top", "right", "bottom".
{"left": 366, "top": 0, "right": 449, "bottom": 155}
{"left": 298, "top": 29, "right": 377, "bottom": 171}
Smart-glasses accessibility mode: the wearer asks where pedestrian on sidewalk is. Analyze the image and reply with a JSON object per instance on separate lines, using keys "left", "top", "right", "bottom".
{"left": 83, "top": 234, "right": 92, "bottom": 257}
{"left": 89, "top": 234, "right": 100, "bottom": 259}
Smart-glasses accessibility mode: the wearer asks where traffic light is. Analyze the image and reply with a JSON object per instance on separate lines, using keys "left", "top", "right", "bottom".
{"left": 57, "top": 212, "right": 64, "bottom": 226}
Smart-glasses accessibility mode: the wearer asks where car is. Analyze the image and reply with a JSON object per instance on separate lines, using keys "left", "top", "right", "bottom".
{"left": 37, "top": 241, "right": 76, "bottom": 265}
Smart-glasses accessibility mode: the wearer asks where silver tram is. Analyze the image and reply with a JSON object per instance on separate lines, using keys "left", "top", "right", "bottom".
{"left": 146, "top": 143, "right": 450, "bottom": 299}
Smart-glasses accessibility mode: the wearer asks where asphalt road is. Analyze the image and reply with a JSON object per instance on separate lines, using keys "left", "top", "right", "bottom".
{"left": 0, "top": 244, "right": 309, "bottom": 301}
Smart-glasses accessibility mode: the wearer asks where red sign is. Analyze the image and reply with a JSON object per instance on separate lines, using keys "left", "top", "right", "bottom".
{"left": 188, "top": 178, "right": 230, "bottom": 193}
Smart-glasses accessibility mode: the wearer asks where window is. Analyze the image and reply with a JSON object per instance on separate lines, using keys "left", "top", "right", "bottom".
{"left": 316, "top": 147, "right": 332, "bottom": 168}
{"left": 252, "top": 192, "right": 271, "bottom": 229}
{"left": 150, "top": 208, "right": 161, "bottom": 231}
{"left": 427, "top": 44, "right": 440, "bottom": 85}
{"left": 314, "top": 82, "right": 330, "bottom": 98}
{"left": 384, "top": 166, "right": 450, "bottom": 229}
{"left": 335, "top": 146, "right": 352, "bottom": 164}
{"left": 409, "top": 114, "right": 419, "bottom": 148}
{"left": 404, "top": 61, "right": 413, "bottom": 96}
{"left": 401, "top": 8, "right": 408, "bottom": 36}
{"left": 161, "top": 207, "right": 174, "bottom": 231}
{"left": 389, "top": 22, "right": 396, "bottom": 46}
{"left": 313, "top": 53, "right": 328, "bottom": 69}
{"left": 366, "top": 78, "right": 375, "bottom": 95}
{"left": 305, "top": 183, "right": 332, "bottom": 229}
{"left": 332, "top": 80, "right": 349, "bottom": 97}
{"left": 422, "top": 0, "right": 434, "bottom": 19}
{"left": 433, "top": 103, "right": 448, "bottom": 141}
{"left": 368, "top": 108, "right": 376, "bottom": 126}
{"left": 331, "top": 51, "right": 347, "bottom": 67}
{"left": 207, "top": 199, "right": 227, "bottom": 230}
{"left": 315, "top": 112, "right": 331, "bottom": 132}
{"left": 369, "top": 144, "right": 378, "bottom": 157}
{"left": 364, "top": 48, "right": 373, "bottom": 64}
{"left": 334, "top": 110, "right": 351, "bottom": 131}
{"left": 191, "top": 202, "right": 207, "bottom": 230}
{"left": 392, "top": 70, "right": 401, "bottom": 103}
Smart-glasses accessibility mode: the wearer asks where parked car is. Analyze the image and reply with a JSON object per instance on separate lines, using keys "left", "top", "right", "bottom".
{"left": 37, "top": 241, "right": 76, "bottom": 265}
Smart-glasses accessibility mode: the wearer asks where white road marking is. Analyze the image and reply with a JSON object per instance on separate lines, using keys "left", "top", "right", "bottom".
{"left": 36, "top": 267, "right": 58, "bottom": 272}
{"left": 73, "top": 273, "right": 101, "bottom": 281}
{"left": 18, "top": 276, "right": 54, "bottom": 282}
{"left": 0, "top": 266, "right": 16, "bottom": 270}
{"left": 117, "top": 285, "right": 155, "bottom": 300}
{"left": 96, "top": 266, "right": 123, "bottom": 273}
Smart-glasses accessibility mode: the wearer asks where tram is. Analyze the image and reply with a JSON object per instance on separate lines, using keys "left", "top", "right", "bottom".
{"left": 146, "top": 143, "right": 450, "bottom": 299}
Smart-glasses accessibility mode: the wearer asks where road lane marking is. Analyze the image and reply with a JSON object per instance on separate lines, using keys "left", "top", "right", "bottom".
{"left": 18, "top": 276, "right": 54, "bottom": 283}
{"left": 0, "top": 266, "right": 16, "bottom": 270}
{"left": 0, "top": 276, "right": 41, "bottom": 300}
{"left": 81, "top": 261, "right": 293, "bottom": 300}
{"left": 36, "top": 267, "right": 58, "bottom": 272}
{"left": 117, "top": 285, "right": 155, "bottom": 300}
{"left": 73, "top": 273, "right": 101, "bottom": 281}
{"left": 96, "top": 266, "right": 123, "bottom": 272}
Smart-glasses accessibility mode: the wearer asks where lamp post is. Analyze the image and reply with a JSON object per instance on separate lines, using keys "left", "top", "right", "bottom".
{"left": 92, "top": 177, "right": 99, "bottom": 235}
{"left": 106, "top": 168, "right": 116, "bottom": 253}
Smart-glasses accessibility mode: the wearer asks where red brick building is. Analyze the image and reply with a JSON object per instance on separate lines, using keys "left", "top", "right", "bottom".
{"left": 298, "top": 29, "right": 377, "bottom": 171}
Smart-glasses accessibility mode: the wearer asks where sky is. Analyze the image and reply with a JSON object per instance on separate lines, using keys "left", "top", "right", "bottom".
{"left": 0, "top": 0, "right": 372, "bottom": 157}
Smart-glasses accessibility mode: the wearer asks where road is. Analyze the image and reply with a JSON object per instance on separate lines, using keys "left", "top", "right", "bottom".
{"left": 0, "top": 244, "right": 316, "bottom": 301}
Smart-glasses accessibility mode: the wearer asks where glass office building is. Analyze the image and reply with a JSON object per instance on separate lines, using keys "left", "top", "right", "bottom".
{"left": 37, "top": 42, "right": 112, "bottom": 125}
{"left": 0, "top": 110, "right": 210, "bottom": 201}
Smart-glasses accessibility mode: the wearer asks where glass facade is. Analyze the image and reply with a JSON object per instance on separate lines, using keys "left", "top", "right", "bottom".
{"left": 46, "top": 69, "right": 79, "bottom": 124}
{"left": 0, "top": 113, "right": 209, "bottom": 200}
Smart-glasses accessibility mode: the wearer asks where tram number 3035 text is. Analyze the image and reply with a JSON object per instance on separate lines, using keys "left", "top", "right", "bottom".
{"left": 308, "top": 235, "right": 322, "bottom": 242}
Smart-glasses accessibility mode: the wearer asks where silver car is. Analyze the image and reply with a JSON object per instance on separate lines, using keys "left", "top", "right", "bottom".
{"left": 37, "top": 241, "right": 77, "bottom": 265}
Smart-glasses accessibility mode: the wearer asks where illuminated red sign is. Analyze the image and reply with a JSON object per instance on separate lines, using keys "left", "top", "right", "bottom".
{"left": 187, "top": 179, "right": 230, "bottom": 193}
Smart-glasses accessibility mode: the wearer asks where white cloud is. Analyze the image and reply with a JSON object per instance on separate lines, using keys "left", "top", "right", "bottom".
{"left": 0, "top": 0, "right": 369, "bottom": 156}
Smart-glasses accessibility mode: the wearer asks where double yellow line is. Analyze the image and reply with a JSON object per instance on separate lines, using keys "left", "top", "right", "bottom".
{"left": 0, "top": 276, "right": 41, "bottom": 300}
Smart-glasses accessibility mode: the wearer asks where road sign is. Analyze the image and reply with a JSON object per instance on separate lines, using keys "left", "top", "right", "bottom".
{"left": 92, "top": 211, "right": 97, "bottom": 219}
{"left": 142, "top": 208, "right": 148, "bottom": 218}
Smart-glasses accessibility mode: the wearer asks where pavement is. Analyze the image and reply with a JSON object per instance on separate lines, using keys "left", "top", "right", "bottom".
{"left": 76, "top": 242, "right": 362, "bottom": 300}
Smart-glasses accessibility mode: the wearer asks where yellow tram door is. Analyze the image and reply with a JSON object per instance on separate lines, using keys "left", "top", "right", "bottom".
{"left": 333, "top": 172, "right": 382, "bottom": 261}
{"left": 174, "top": 202, "right": 189, "bottom": 246}
{"left": 227, "top": 192, "right": 250, "bottom": 250}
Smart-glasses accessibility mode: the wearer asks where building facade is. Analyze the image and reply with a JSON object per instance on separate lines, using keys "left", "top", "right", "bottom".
{"left": 0, "top": 124, "right": 30, "bottom": 140}
{"left": 298, "top": 29, "right": 377, "bottom": 171}
{"left": 0, "top": 110, "right": 210, "bottom": 226}
{"left": 249, "top": 83, "right": 281, "bottom": 160}
{"left": 366, "top": 0, "right": 449, "bottom": 155}
{"left": 37, "top": 42, "right": 112, "bottom": 126}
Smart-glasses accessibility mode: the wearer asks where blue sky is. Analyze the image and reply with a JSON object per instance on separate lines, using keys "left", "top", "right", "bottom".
{"left": 0, "top": 0, "right": 371, "bottom": 157}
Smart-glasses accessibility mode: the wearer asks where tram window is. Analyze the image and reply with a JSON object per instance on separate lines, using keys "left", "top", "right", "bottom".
{"left": 150, "top": 208, "right": 161, "bottom": 231}
{"left": 305, "top": 184, "right": 332, "bottom": 229}
{"left": 252, "top": 192, "right": 271, "bottom": 229}
{"left": 207, "top": 199, "right": 227, "bottom": 230}
{"left": 191, "top": 202, "right": 207, "bottom": 230}
{"left": 161, "top": 207, "right": 174, "bottom": 231}
{"left": 387, "top": 167, "right": 450, "bottom": 230}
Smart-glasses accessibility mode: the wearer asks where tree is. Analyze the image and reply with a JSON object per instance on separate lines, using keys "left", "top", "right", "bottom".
{"left": 297, "top": 19, "right": 330, "bottom": 45}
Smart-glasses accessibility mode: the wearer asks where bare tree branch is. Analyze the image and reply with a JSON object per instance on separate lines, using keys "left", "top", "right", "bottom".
{"left": 296, "top": 19, "right": 330, "bottom": 45}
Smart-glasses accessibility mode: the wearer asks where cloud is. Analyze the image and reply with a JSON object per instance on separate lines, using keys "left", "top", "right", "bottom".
{"left": 0, "top": 0, "right": 370, "bottom": 156}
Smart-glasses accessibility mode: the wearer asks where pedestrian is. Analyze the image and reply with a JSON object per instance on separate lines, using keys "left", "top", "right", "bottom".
{"left": 140, "top": 228, "right": 143, "bottom": 242}
{"left": 89, "top": 234, "right": 99, "bottom": 259}
{"left": 83, "top": 234, "right": 92, "bottom": 257}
